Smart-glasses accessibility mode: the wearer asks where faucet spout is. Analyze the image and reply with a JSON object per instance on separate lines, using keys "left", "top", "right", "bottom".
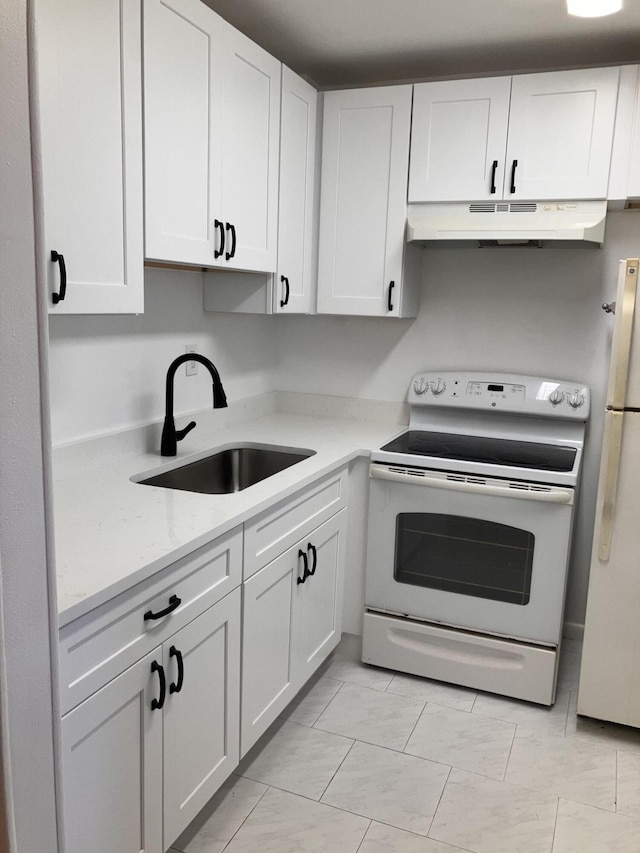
{"left": 161, "top": 354, "right": 228, "bottom": 456}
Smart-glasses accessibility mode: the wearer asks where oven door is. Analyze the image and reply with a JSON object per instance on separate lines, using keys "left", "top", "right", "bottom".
{"left": 365, "top": 464, "right": 575, "bottom": 645}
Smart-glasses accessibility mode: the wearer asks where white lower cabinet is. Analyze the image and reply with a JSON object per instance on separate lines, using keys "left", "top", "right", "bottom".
{"left": 61, "top": 650, "right": 163, "bottom": 853}
{"left": 60, "top": 472, "right": 349, "bottom": 850}
{"left": 241, "top": 509, "right": 347, "bottom": 754}
{"left": 60, "top": 589, "right": 241, "bottom": 853}
{"left": 162, "top": 589, "right": 240, "bottom": 847}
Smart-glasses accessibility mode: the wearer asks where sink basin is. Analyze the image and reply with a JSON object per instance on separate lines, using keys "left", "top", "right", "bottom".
{"left": 136, "top": 443, "right": 316, "bottom": 494}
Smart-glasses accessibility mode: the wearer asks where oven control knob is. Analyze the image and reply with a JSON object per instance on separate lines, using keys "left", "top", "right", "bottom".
{"left": 413, "top": 378, "right": 429, "bottom": 396}
{"left": 548, "top": 388, "right": 564, "bottom": 406}
{"left": 568, "top": 391, "right": 585, "bottom": 409}
{"left": 431, "top": 378, "right": 446, "bottom": 397}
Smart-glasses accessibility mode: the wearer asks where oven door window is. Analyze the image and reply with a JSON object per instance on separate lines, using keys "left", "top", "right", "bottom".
{"left": 394, "top": 513, "right": 535, "bottom": 605}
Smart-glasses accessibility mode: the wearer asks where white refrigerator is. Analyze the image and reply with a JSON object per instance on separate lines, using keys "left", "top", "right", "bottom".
{"left": 579, "top": 258, "right": 640, "bottom": 727}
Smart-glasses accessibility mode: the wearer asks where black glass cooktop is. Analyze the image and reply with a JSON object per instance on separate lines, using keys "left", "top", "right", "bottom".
{"left": 380, "top": 430, "right": 577, "bottom": 472}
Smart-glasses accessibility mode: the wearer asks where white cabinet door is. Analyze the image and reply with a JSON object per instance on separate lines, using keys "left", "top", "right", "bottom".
{"left": 505, "top": 67, "right": 620, "bottom": 200}
{"left": 163, "top": 589, "right": 240, "bottom": 848}
{"left": 275, "top": 67, "right": 318, "bottom": 313}
{"left": 220, "top": 27, "right": 281, "bottom": 273}
{"left": 143, "top": 0, "right": 225, "bottom": 266}
{"left": 628, "top": 72, "right": 640, "bottom": 198}
{"left": 293, "top": 511, "right": 346, "bottom": 686}
{"left": 37, "top": 0, "right": 143, "bottom": 314}
{"left": 241, "top": 548, "right": 299, "bottom": 754}
{"left": 317, "top": 86, "right": 417, "bottom": 317}
{"left": 409, "top": 77, "right": 511, "bottom": 203}
{"left": 60, "top": 651, "right": 163, "bottom": 853}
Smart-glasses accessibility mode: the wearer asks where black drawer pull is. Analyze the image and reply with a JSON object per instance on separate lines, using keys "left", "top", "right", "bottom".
{"left": 307, "top": 542, "right": 317, "bottom": 576}
{"left": 144, "top": 594, "right": 181, "bottom": 621}
{"left": 388, "top": 280, "right": 395, "bottom": 312}
{"left": 169, "top": 645, "right": 184, "bottom": 694}
{"left": 280, "top": 275, "right": 290, "bottom": 307}
{"left": 490, "top": 159, "right": 498, "bottom": 194}
{"left": 214, "top": 219, "right": 225, "bottom": 259}
{"left": 297, "top": 548, "right": 309, "bottom": 584}
{"left": 225, "top": 222, "right": 236, "bottom": 260}
{"left": 150, "top": 660, "right": 166, "bottom": 710}
{"left": 51, "top": 250, "right": 67, "bottom": 304}
{"left": 510, "top": 159, "right": 518, "bottom": 194}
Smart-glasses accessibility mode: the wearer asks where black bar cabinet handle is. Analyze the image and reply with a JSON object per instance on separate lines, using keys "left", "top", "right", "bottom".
{"left": 280, "top": 275, "right": 290, "bottom": 307}
{"left": 388, "top": 280, "right": 395, "bottom": 312}
{"left": 490, "top": 160, "right": 498, "bottom": 195}
{"left": 307, "top": 543, "right": 317, "bottom": 576}
{"left": 150, "top": 660, "right": 166, "bottom": 710}
{"left": 169, "top": 645, "right": 184, "bottom": 694}
{"left": 225, "top": 222, "right": 236, "bottom": 260}
{"left": 297, "top": 549, "right": 309, "bottom": 584}
{"left": 51, "top": 250, "right": 67, "bottom": 304}
{"left": 510, "top": 159, "right": 518, "bottom": 194}
{"left": 144, "top": 594, "right": 181, "bottom": 621}
{"left": 214, "top": 219, "right": 225, "bottom": 259}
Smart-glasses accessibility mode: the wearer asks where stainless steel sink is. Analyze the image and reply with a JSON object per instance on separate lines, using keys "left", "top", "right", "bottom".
{"left": 135, "top": 443, "right": 315, "bottom": 494}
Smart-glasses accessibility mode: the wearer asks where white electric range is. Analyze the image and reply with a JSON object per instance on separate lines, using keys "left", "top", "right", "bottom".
{"left": 363, "top": 371, "right": 590, "bottom": 705}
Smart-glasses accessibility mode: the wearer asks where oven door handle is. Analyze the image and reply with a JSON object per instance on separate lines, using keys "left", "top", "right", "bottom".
{"left": 369, "top": 464, "right": 574, "bottom": 505}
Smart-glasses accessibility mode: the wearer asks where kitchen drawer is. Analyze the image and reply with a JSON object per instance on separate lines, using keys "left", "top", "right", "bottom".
{"left": 59, "top": 526, "right": 242, "bottom": 713}
{"left": 243, "top": 468, "right": 348, "bottom": 579}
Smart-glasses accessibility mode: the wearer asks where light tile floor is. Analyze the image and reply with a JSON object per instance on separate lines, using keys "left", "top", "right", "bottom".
{"left": 170, "top": 635, "right": 640, "bottom": 853}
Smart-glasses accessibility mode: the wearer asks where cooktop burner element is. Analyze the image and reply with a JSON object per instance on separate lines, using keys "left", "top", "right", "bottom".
{"left": 380, "top": 430, "right": 578, "bottom": 472}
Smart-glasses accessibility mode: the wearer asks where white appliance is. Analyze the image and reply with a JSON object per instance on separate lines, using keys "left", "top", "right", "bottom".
{"left": 579, "top": 258, "right": 640, "bottom": 727}
{"left": 406, "top": 200, "right": 607, "bottom": 244}
{"left": 363, "top": 371, "right": 590, "bottom": 705}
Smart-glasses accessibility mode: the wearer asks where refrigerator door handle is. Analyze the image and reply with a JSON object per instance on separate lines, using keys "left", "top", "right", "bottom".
{"left": 607, "top": 260, "right": 639, "bottom": 410}
{"left": 598, "top": 410, "right": 624, "bottom": 562}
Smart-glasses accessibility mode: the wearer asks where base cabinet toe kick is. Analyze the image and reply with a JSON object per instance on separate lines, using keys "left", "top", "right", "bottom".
{"left": 58, "top": 468, "right": 348, "bottom": 853}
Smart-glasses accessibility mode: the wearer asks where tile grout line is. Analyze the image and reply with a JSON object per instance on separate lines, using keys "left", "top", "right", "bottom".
{"left": 549, "top": 796, "right": 561, "bottom": 853}
{"left": 218, "top": 780, "right": 270, "bottom": 853}
{"left": 424, "top": 762, "right": 453, "bottom": 842}
{"left": 501, "top": 719, "right": 518, "bottom": 782}
{"left": 353, "top": 818, "right": 373, "bottom": 852}
{"left": 400, "top": 699, "right": 428, "bottom": 753}
{"left": 317, "top": 737, "right": 357, "bottom": 801}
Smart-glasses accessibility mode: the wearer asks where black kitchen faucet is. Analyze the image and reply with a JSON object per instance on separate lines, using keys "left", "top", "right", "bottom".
{"left": 161, "top": 353, "right": 227, "bottom": 456}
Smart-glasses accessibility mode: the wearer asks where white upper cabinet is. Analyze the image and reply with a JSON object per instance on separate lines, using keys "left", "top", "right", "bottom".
{"left": 144, "top": 0, "right": 280, "bottom": 273}
{"left": 36, "top": 0, "right": 143, "bottom": 314}
{"left": 410, "top": 67, "right": 620, "bottom": 203}
{"left": 220, "top": 27, "right": 281, "bottom": 272}
{"left": 317, "top": 85, "right": 420, "bottom": 317}
{"left": 275, "top": 67, "right": 318, "bottom": 313}
{"left": 628, "top": 69, "right": 640, "bottom": 198}
{"left": 505, "top": 67, "right": 620, "bottom": 200}
{"left": 143, "top": 0, "right": 224, "bottom": 267}
{"left": 409, "top": 77, "right": 511, "bottom": 203}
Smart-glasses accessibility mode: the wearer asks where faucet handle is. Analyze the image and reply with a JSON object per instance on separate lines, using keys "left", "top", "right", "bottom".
{"left": 175, "top": 421, "right": 197, "bottom": 442}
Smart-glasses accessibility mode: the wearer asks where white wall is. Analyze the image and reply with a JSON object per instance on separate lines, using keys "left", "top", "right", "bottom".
{"left": 276, "top": 211, "right": 640, "bottom": 626}
{"left": 48, "top": 267, "right": 278, "bottom": 444}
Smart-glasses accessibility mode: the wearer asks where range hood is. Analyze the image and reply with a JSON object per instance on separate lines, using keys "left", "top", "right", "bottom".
{"left": 407, "top": 200, "right": 607, "bottom": 245}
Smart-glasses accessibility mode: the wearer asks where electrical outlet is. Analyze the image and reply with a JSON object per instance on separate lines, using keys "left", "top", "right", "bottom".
{"left": 185, "top": 345, "right": 197, "bottom": 376}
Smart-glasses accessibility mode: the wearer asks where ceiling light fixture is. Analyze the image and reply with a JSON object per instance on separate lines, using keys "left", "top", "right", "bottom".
{"left": 567, "top": 0, "right": 622, "bottom": 16}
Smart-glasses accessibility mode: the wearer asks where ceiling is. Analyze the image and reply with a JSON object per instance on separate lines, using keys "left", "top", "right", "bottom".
{"left": 204, "top": 0, "right": 640, "bottom": 87}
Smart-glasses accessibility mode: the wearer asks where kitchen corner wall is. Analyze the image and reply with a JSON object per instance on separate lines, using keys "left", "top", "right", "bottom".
{"left": 275, "top": 210, "right": 640, "bottom": 627}
{"left": 48, "top": 267, "right": 278, "bottom": 444}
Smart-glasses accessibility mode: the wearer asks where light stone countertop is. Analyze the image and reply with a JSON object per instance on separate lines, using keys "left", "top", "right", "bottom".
{"left": 53, "top": 409, "right": 404, "bottom": 627}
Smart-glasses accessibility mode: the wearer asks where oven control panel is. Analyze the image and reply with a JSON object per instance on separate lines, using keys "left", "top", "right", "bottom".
{"left": 408, "top": 371, "right": 590, "bottom": 420}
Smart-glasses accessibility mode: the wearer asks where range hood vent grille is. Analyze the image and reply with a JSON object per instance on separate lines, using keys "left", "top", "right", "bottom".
{"left": 469, "top": 202, "right": 538, "bottom": 214}
{"left": 407, "top": 200, "right": 607, "bottom": 244}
